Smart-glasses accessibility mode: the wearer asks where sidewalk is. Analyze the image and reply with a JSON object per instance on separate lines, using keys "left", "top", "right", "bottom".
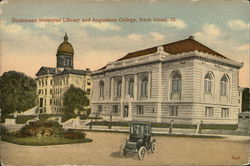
{"left": 63, "top": 121, "right": 250, "bottom": 142}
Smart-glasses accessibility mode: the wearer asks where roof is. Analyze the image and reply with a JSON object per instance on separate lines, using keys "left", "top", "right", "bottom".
{"left": 117, "top": 36, "right": 227, "bottom": 61}
{"left": 35, "top": 67, "right": 59, "bottom": 76}
{"left": 60, "top": 68, "right": 89, "bottom": 76}
{"left": 36, "top": 67, "right": 90, "bottom": 77}
{"left": 129, "top": 122, "right": 151, "bottom": 126}
{"left": 57, "top": 33, "right": 74, "bottom": 56}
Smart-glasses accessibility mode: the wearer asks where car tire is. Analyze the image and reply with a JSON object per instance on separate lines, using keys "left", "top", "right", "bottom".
{"left": 138, "top": 146, "right": 146, "bottom": 160}
{"left": 120, "top": 142, "right": 127, "bottom": 157}
{"left": 150, "top": 142, "right": 156, "bottom": 153}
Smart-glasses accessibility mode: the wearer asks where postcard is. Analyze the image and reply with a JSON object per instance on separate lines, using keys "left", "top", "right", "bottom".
{"left": 0, "top": 0, "right": 249, "bottom": 166}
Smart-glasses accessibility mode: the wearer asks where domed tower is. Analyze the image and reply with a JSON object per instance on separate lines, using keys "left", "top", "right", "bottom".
{"left": 56, "top": 33, "right": 74, "bottom": 69}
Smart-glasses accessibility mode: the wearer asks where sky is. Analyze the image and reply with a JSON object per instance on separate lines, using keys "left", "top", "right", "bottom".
{"left": 0, "top": 0, "right": 249, "bottom": 87}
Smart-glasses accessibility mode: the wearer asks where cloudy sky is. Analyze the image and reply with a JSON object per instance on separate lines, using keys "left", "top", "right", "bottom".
{"left": 0, "top": 0, "right": 249, "bottom": 87}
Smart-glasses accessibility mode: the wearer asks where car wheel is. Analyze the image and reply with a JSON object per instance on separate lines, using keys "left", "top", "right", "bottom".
{"left": 150, "top": 142, "right": 156, "bottom": 153}
{"left": 138, "top": 146, "right": 146, "bottom": 160}
{"left": 120, "top": 143, "right": 127, "bottom": 157}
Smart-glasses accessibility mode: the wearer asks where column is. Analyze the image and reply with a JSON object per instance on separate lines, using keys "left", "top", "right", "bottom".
{"left": 128, "top": 96, "right": 132, "bottom": 120}
{"left": 110, "top": 77, "right": 114, "bottom": 101}
{"left": 120, "top": 76, "right": 125, "bottom": 118}
{"left": 121, "top": 76, "right": 125, "bottom": 99}
{"left": 157, "top": 63, "right": 163, "bottom": 123}
{"left": 148, "top": 72, "right": 152, "bottom": 99}
{"left": 134, "top": 74, "right": 138, "bottom": 101}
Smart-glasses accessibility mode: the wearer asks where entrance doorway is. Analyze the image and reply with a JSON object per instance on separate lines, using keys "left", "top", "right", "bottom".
{"left": 124, "top": 105, "right": 129, "bottom": 118}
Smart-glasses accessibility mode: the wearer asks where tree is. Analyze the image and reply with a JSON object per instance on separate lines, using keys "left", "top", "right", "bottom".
{"left": 0, "top": 71, "right": 37, "bottom": 119}
{"left": 242, "top": 88, "right": 250, "bottom": 112}
{"left": 62, "top": 86, "right": 89, "bottom": 121}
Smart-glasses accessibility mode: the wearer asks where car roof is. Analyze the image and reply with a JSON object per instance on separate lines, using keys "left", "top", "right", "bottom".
{"left": 129, "top": 122, "right": 151, "bottom": 126}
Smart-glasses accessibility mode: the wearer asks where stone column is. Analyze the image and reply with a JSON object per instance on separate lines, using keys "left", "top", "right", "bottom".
{"left": 128, "top": 95, "right": 132, "bottom": 120}
{"left": 157, "top": 63, "right": 163, "bottom": 123}
{"left": 110, "top": 77, "right": 114, "bottom": 101}
{"left": 134, "top": 74, "right": 138, "bottom": 101}
{"left": 120, "top": 76, "right": 125, "bottom": 119}
{"left": 148, "top": 72, "right": 152, "bottom": 99}
{"left": 121, "top": 76, "right": 125, "bottom": 99}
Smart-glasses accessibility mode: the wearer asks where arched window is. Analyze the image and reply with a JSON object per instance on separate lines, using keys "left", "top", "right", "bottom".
{"left": 220, "top": 75, "right": 228, "bottom": 96}
{"left": 116, "top": 81, "right": 122, "bottom": 97}
{"left": 128, "top": 78, "right": 134, "bottom": 97}
{"left": 204, "top": 73, "right": 212, "bottom": 93}
{"left": 141, "top": 77, "right": 148, "bottom": 97}
{"left": 99, "top": 81, "right": 104, "bottom": 97}
{"left": 171, "top": 71, "right": 182, "bottom": 92}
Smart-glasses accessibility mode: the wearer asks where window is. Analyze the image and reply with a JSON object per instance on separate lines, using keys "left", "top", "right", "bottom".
{"left": 171, "top": 71, "right": 182, "bottom": 92}
{"left": 86, "top": 88, "right": 90, "bottom": 95}
{"left": 221, "top": 108, "right": 229, "bottom": 118}
{"left": 128, "top": 78, "right": 134, "bottom": 97}
{"left": 169, "top": 106, "right": 178, "bottom": 116}
{"left": 220, "top": 75, "right": 228, "bottom": 96}
{"left": 116, "top": 81, "right": 122, "bottom": 97}
{"left": 45, "top": 89, "right": 47, "bottom": 95}
{"left": 66, "top": 59, "right": 70, "bottom": 66}
{"left": 39, "top": 98, "right": 43, "bottom": 107}
{"left": 50, "top": 80, "right": 53, "bottom": 85}
{"left": 113, "top": 105, "right": 118, "bottom": 114}
{"left": 204, "top": 73, "right": 212, "bottom": 93}
{"left": 205, "top": 107, "right": 214, "bottom": 117}
{"left": 97, "top": 105, "right": 103, "bottom": 113}
{"left": 136, "top": 105, "right": 144, "bottom": 115}
{"left": 50, "top": 99, "right": 52, "bottom": 105}
{"left": 99, "top": 81, "right": 104, "bottom": 97}
{"left": 87, "top": 79, "right": 91, "bottom": 85}
{"left": 141, "top": 77, "right": 148, "bottom": 97}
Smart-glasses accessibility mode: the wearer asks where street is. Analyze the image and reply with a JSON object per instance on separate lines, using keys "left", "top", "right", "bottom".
{"left": 1, "top": 132, "right": 249, "bottom": 166}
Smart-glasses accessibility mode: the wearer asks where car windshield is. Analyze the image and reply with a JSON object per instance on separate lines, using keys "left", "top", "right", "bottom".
{"left": 130, "top": 124, "right": 142, "bottom": 136}
{"left": 130, "top": 124, "right": 145, "bottom": 137}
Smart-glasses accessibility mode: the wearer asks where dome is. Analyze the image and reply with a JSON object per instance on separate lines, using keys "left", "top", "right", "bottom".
{"left": 56, "top": 33, "right": 74, "bottom": 56}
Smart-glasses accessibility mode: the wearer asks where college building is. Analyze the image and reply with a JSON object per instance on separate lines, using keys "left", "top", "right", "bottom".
{"left": 91, "top": 36, "right": 243, "bottom": 125}
{"left": 35, "top": 34, "right": 92, "bottom": 114}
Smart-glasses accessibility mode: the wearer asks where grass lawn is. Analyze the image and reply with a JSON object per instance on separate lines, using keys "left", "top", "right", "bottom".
{"left": 1, "top": 135, "right": 93, "bottom": 146}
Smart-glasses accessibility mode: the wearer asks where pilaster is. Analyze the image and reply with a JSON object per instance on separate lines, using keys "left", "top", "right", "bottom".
{"left": 157, "top": 62, "right": 163, "bottom": 123}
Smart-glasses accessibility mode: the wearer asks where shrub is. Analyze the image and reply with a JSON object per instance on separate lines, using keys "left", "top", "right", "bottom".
{"left": 0, "top": 115, "right": 14, "bottom": 123}
{"left": 0, "top": 126, "right": 8, "bottom": 136}
{"left": 63, "top": 130, "right": 86, "bottom": 139}
{"left": 61, "top": 112, "right": 77, "bottom": 123}
{"left": 16, "top": 115, "right": 37, "bottom": 124}
{"left": 38, "top": 114, "right": 61, "bottom": 122}
{"left": 16, "top": 120, "right": 63, "bottom": 138}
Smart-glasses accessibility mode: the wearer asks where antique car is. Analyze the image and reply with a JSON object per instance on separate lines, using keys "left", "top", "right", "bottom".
{"left": 120, "top": 122, "right": 156, "bottom": 160}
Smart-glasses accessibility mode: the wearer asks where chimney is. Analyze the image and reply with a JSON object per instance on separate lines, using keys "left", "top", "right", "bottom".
{"left": 189, "top": 35, "right": 194, "bottom": 39}
{"left": 86, "top": 68, "right": 90, "bottom": 73}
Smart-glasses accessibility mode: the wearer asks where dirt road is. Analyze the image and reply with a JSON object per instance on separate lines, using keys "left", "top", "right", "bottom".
{"left": 1, "top": 132, "right": 249, "bottom": 166}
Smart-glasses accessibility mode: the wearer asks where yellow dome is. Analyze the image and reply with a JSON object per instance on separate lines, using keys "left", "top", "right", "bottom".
{"left": 56, "top": 33, "right": 74, "bottom": 56}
